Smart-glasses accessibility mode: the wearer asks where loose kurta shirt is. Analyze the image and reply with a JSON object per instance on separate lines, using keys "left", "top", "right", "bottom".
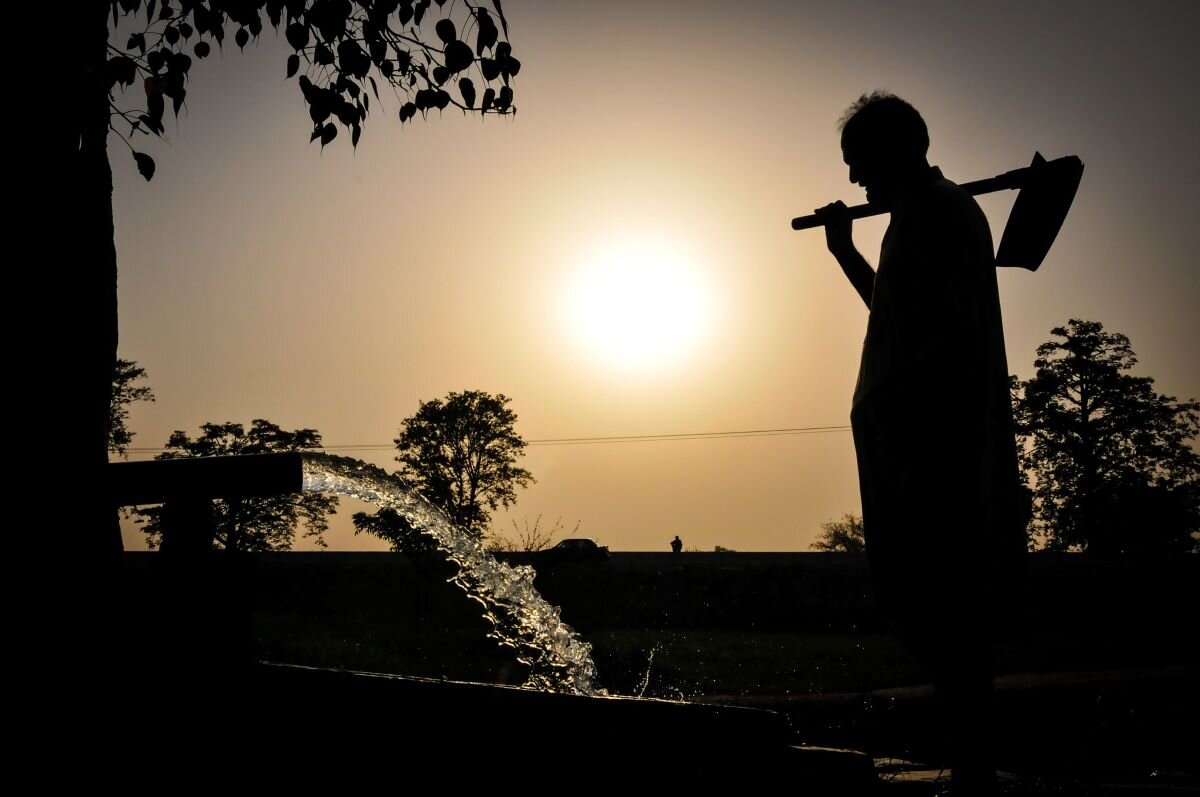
{"left": 850, "top": 166, "right": 1024, "bottom": 636}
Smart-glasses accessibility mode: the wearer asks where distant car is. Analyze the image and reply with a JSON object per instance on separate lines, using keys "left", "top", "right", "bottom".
{"left": 535, "top": 538, "right": 610, "bottom": 564}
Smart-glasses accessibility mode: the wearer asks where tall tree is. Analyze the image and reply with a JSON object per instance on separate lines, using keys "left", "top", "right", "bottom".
{"left": 69, "top": 1, "right": 520, "bottom": 560}
{"left": 1013, "top": 320, "right": 1199, "bottom": 555}
{"left": 354, "top": 390, "right": 533, "bottom": 544}
{"left": 135, "top": 419, "right": 339, "bottom": 551}
{"left": 109, "top": 358, "right": 156, "bottom": 457}
{"left": 810, "top": 513, "right": 866, "bottom": 554}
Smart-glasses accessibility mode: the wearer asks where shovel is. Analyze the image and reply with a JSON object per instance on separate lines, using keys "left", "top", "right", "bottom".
{"left": 791, "top": 152, "right": 1084, "bottom": 271}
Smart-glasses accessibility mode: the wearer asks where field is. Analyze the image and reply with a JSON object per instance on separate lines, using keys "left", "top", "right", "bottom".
{"left": 123, "top": 550, "right": 1198, "bottom": 787}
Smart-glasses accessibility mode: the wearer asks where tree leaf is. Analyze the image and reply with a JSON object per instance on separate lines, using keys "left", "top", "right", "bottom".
{"left": 107, "top": 57, "right": 137, "bottom": 88}
{"left": 458, "top": 77, "right": 475, "bottom": 109}
{"left": 474, "top": 11, "right": 498, "bottom": 55}
{"left": 337, "top": 40, "right": 371, "bottom": 78}
{"left": 336, "top": 75, "right": 360, "bottom": 98}
{"left": 435, "top": 18, "right": 456, "bottom": 44}
{"left": 165, "top": 25, "right": 180, "bottom": 45}
{"left": 148, "top": 92, "right": 166, "bottom": 123}
{"left": 352, "top": 122, "right": 361, "bottom": 149}
{"left": 480, "top": 58, "right": 499, "bottom": 81}
{"left": 492, "top": 0, "right": 509, "bottom": 37}
{"left": 286, "top": 54, "right": 300, "bottom": 78}
{"left": 138, "top": 113, "right": 165, "bottom": 136}
{"left": 369, "top": 37, "right": 387, "bottom": 66}
{"left": 309, "top": 98, "right": 331, "bottom": 124}
{"left": 133, "top": 151, "right": 156, "bottom": 181}
{"left": 285, "top": 21, "right": 309, "bottom": 50}
{"left": 320, "top": 122, "right": 337, "bottom": 147}
{"left": 335, "top": 100, "right": 359, "bottom": 126}
{"left": 444, "top": 40, "right": 473, "bottom": 74}
{"left": 193, "top": 5, "right": 211, "bottom": 34}
{"left": 194, "top": 41, "right": 211, "bottom": 59}
{"left": 168, "top": 52, "right": 192, "bottom": 75}
{"left": 163, "top": 72, "right": 185, "bottom": 100}
{"left": 481, "top": 86, "right": 495, "bottom": 112}
{"left": 235, "top": 27, "right": 250, "bottom": 51}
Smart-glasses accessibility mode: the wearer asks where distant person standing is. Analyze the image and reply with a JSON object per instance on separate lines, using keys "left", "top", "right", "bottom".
{"left": 813, "top": 91, "right": 1025, "bottom": 794}
{"left": 670, "top": 535, "right": 683, "bottom": 553}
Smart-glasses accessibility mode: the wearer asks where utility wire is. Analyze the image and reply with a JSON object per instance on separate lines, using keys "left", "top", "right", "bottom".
{"left": 122, "top": 424, "right": 853, "bottom": 455}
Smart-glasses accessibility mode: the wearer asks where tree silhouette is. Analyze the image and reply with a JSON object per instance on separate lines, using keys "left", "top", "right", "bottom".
{"left": 134, "top": 419, "right": 339, "bottom": 551}
{"left": 1012, "top": 320, "right": 1199, "bottom": 555}
{"left": 352, "top": 506, "right": 438, "bottom": 553}
{"left": 68, "top": 1, "right": 520, "bottom": 559}
{"left": 109, "top": 359, "right": 155, "bottom": 457}
{"left": 485, "top": 515, "right": 576, "bottom": 553}
{"left": 810, "top": 513, "right": 866, "bottom": 554}
{"left": 354, "top": 390, "right": 533, "bottom": 544}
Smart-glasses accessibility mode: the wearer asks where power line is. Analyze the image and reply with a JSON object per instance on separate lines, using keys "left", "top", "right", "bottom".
{"left": 525, "top": 425, "right": 852, "bottom": 446}
{"left": 122, "top": 423, "right": 853, "bottom": 455}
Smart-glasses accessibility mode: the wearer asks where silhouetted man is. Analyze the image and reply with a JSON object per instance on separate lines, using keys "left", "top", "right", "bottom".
{"left": 816, "top": 92, "right": 1025, "bottom": 794}
{"left": 670, "top": 535, "right": 683, "bottom": 553}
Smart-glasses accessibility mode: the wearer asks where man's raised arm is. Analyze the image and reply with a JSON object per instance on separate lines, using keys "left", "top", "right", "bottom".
{"left": 816, "top": 201, "right": 874, "bottom": 309}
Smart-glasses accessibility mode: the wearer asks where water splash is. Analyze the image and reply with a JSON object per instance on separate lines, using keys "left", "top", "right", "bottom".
{"left": 300, "top": 453, "right": 600, "bottom": 695}
{"left": 636, "top": 645, "right": 657, "bottom": 697}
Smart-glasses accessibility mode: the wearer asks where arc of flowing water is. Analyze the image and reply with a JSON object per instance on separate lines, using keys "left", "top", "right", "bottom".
{"left": 300, "top": 453, "right": 601, "bottom": 696}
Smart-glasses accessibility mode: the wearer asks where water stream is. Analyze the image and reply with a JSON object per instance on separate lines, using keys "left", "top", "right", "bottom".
{"left": 300, "top": 453, "right": 600, "bottom": 695}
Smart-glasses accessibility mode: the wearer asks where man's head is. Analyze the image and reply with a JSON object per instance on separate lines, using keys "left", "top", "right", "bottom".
{"left": 839, "top": 92, "right": 930, "bottom": 206}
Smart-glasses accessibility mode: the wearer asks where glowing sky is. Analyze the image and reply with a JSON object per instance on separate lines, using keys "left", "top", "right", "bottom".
{"left": 112, "top": 0, "right": 1200, "bottom": 551}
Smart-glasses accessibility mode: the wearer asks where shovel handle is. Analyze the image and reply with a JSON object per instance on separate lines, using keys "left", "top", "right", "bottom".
{"left": 791, "top": 164, "right": 1031, "bottom": 230}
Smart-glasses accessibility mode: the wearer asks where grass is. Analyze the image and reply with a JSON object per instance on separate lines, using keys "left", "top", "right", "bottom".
{"left": 253, "top": 608, "right": 927, "bottom": 698}
{"left": 587, "top": 628, "right": 923, "bottom": 698}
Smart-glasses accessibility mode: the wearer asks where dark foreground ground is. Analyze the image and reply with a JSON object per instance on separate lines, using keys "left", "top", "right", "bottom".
{"left": 123, "top": 551, "right": 1198, "bottom": 793}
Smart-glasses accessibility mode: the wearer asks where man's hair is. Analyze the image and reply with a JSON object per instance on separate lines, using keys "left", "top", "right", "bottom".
{"left": 839, "top": 91, "right": 929, "bottom": 161}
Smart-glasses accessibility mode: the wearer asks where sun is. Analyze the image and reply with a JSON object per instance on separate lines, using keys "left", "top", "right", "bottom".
{"left": 563, "top": 237, "right": 715, "bottom": 371}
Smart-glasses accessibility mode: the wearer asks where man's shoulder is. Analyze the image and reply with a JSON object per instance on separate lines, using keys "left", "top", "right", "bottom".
{"left": 928, "top": 173, "right": 977, "bottom": 207}
{"left": 915, "top": 173, "right": 988, "bottom": 229}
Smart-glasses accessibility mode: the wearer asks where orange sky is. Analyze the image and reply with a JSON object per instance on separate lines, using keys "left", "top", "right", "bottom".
{"left": 111, "top": 0, "right": 1200, "bottom": 551}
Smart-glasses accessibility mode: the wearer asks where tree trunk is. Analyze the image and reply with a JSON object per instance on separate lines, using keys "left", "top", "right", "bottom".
{"left": 39, "top": 3, "right": 128, "bottom": 744}
{"left": 70, "top": 4, "right": 122, "bottom": 562}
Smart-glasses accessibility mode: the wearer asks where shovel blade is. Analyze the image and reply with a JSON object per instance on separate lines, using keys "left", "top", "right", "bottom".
{"left": 996, "top": 152, "right": 1084, "bottom": 271}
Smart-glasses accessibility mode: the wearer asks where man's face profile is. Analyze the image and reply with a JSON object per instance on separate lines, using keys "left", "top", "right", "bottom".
{"left": 842, "top": 143, "right": 894, "bottom": 207}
